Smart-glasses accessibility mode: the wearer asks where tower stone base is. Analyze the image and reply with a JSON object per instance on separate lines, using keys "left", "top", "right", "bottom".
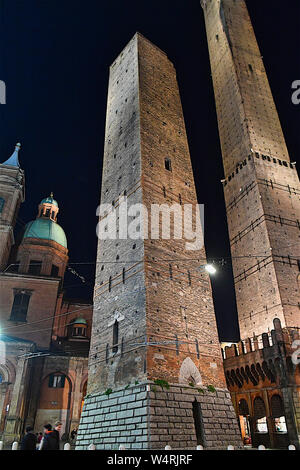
{"left": 75, "top": 382, "right": 242, "bottom": 450}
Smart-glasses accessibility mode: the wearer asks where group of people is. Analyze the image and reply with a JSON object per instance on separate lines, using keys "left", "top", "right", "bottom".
{"left": 20, "top": 421, "right": 62, "bottom": 450}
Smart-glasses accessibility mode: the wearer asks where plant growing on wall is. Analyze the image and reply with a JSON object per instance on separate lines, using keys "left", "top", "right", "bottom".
{"left": 153, "top": 379, "right": 170, "bottom": 390}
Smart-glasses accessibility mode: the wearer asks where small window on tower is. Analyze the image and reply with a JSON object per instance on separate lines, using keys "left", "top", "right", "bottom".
{"left": 248, "top": 64, "right": 253, "bottom": 72}
{"left": 28, "top": 260, "right": 42, "bottom": 275}
{"left": 112, "top": 320, "right": 119, "bottom": 353}
{"left": 0, "top": 197, "right": 5, "bottom": 213}
{"left": 164, "top": 158, "right": 172, "bottom": 172}
{"left": 51, "top": 265, "right": 59, "bottom": 277}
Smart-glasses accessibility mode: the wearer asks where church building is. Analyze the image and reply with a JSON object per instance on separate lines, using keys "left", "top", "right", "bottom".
{"left": 0, "top": 143, "right": 92, "bottom": 447}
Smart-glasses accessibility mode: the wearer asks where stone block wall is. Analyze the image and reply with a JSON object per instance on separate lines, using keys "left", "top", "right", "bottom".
{"left": 76, "top": 382, "right": 242, "bottom": 450}
{"left": 148, "top": 384, "right": 241, "bottom": 449}
{"left": 76, "top": 384, "right": 149, "bottom": 450}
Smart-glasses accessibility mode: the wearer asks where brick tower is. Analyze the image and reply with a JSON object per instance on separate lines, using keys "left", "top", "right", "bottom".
{"left": 0, "top": 143, "right": 25, "bottom": 270}
{"left": 76, "top": 33, "right": 241, "bottom": 450}
{"left": 201, "top": 0, "right": 300, "bottom": 339}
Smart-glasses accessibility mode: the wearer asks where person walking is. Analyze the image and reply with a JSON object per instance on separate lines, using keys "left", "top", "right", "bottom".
{"left": 52, "top": 420, "right": 62, "bottom": 450}
{"left": 39, "top": 424, "right": 58, "bottom": 450}
{"left": 20, "top": 426, "right": 37, "bottom": 450}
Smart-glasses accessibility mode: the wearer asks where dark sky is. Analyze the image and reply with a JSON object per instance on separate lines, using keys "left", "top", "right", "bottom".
{"left": 0, "top": 0, "right": 299, "bottom": 341}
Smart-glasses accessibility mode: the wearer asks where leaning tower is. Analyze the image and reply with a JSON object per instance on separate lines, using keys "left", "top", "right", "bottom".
{"left": 201, "top": 0, "right": 300, "bottom": 339}
{"left": 76, "top": 33, "right": 241, "bottom": 450}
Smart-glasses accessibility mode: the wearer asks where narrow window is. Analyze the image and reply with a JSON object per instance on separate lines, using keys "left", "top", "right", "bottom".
{"left": 248, "top": 64, "right": 253, "bottom": 72}
{"left": 112, "top": 320, "right": 119, "bottom": 353}
{"left": 179, "top": 193, "right": 182, "bottom": 205}
{"left": 164, "top": 158, "right": 172, "bottom": 171}
{"left": 0, "top": 197, "right": 5, "bottom": 213}
{"left": 108, "top": 276, "right": 112, "bottom": 292}
{"left": 106, "top": 344, "right": 109, "bottom": 363}
{"left": 10, "top": 291, "right": 31, "bottom": 322}
{"left": 162, "top": 186, "right": 166, "bottom": 198}
{"left": 169, "top": 264, "right": 173, "bottom": 280}
{"left": 122, "top": 267, "right": 125, "bottom": 284}
{"left": 188, "top": 270, "right": 191, "bottom": 286}
{"left": 51, "top": 265, "right": 59, "bottom": 277}
{"left": 45, "top": 208, "right": 51, "bottom": 217}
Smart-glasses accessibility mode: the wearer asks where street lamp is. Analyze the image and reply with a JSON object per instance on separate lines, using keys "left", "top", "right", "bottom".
{"left": 205, "top": 264, "right": 216, "bottom": 275}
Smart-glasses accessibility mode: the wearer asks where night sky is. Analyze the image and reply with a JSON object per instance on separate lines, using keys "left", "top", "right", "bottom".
{"left": 0, "top": 0, "right": 299, "bottom": 341}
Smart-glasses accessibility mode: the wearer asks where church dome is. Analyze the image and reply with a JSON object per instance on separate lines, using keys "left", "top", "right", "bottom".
{"left": 23, "top": 218, "right": 67, "bottom": 248}
{"left": 40, "top": 195, "right": 58, "bottom": 207}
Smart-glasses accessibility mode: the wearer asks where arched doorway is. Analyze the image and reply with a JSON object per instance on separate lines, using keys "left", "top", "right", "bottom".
{"left": 270, "top": 394, "right": 288, "bottom": 448}
{"left": 253, "top": 396, "right": 270, "bottom": 448}
{"left": 238, "top": 399, "right": 251, "bottom": 445}
{"left": 34, "top": 372, "right": 71, "bottom": 438}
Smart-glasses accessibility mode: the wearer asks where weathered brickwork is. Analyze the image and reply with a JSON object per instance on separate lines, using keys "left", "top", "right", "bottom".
{"left": 201, "top": 0, "right": 300, "bottom": 339}
{"left": 78, "top": 32, "right": 242, "bottom": 449}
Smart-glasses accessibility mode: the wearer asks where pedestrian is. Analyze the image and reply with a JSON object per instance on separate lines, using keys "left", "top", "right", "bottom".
{"left": 39, "top": 424, "right": 58, "bottom": 450}
{"left": 20, "top": 426, "right": 37, "bottom": 450}
{"left": 37, "top": 432, "right": 43, "bottom": 444}
{"left": 52, "top": 420, "right": 62, "bottom": 450}
{"left": 70, "top": 428, "right": 77, "bottom": 440}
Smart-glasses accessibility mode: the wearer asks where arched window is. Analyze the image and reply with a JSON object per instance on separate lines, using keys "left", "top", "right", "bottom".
{"left": 253, "top": 397, "right": 268, "bottom": 433}
{"left": 271, "top": 395, "right": 287, "bottom": 433}
{"left": 238, "top": 399, "right": 249, "bottom": 416}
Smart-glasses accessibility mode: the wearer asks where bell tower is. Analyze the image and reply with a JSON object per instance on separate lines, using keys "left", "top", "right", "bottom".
{"left": 0, "top": 143, "right": 25, "bottom": 270}
{"left": 201, "top": 0, "right": 300, "bottom": 339}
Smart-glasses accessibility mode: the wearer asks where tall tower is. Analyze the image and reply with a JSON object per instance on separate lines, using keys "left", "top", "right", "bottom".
{"left": 0, "top": 143, "right": 25, "bottom": 270}
{"left": 76, "top": 33, "right": 241, "bottom": 450}
{"left": 201, "top": 0, "right": 300, "bottom": 339}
